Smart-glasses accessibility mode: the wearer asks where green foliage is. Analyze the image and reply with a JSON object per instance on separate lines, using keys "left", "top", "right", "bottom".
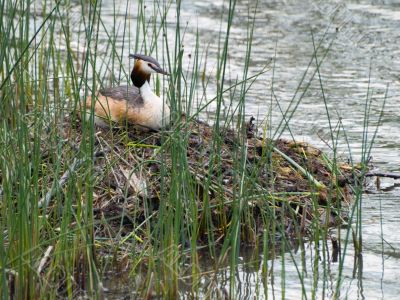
{"left": 0, "top": 0, "right": 385, "bottom": 298}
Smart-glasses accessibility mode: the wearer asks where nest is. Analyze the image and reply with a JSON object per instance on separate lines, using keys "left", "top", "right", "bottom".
{"left": 58, "top": 114, "right": 355, "bottom": 246}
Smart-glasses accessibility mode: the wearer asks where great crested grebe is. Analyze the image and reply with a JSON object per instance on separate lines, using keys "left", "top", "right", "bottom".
{"left": 85, "top": 54, "right": 170, "bottom": 130}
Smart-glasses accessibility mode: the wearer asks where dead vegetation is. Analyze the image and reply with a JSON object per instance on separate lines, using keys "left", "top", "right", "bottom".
{"left": 51, "top": 114, "right": 357, "bottom": 247}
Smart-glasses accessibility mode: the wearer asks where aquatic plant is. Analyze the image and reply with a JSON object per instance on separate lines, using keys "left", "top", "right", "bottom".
{"left": 0, "top": 0, "right": 386, "bottom": 298}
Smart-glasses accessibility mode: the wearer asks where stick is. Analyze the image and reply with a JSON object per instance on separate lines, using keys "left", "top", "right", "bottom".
{"left": 365, "top": 172, "right": 400, "bottom": 180}
{"left": 37, "top": 246, "right": 53, "bottom": 274}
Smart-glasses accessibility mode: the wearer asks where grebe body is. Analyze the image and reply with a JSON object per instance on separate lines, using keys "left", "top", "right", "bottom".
{"left": 85, "top": 54, "right": 169, "bottom": 130}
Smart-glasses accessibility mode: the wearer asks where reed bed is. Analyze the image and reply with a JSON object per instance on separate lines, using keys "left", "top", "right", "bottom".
{"left": 0, "top": 0, "right": 383, "bottom": 298}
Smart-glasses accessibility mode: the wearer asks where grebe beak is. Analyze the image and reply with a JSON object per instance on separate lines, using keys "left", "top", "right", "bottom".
{"left": 151, "top": 65, "right": 169, "bottom": 76}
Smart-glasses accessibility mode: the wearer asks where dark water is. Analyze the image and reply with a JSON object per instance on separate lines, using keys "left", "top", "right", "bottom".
{"left": 56, "top": 0, "right": 400, "bottom": 298}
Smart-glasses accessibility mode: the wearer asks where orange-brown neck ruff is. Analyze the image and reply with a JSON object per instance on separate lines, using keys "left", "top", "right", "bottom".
{"left": 131, "top": 61, "right": 151, "bottom": 88}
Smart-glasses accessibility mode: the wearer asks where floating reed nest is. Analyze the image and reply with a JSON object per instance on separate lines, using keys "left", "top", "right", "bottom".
{"left": 56, "top": 114, "right": 356, "bottom": 246}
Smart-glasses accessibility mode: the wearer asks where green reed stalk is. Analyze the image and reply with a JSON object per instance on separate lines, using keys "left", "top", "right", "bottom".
{"left": 0, "top": 0, "right": 385, "bottom": 298}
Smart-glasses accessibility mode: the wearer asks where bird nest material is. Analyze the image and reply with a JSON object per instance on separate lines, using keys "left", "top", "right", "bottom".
{"left": 59, "top": 115, "right": 355, "bottom": 246}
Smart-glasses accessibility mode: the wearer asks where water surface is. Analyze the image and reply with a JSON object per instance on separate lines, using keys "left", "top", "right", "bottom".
{"left": 176, "top": 2, "right": 400, "bottom": 297}
{"left": 52, "top": 0, "right": 400, "bottom": 298}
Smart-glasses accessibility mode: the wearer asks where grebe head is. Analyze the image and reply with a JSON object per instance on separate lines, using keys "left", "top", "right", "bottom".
{"left": 129, "top": 54, "right": 169, "bottom": 88}
{"left": 129, "top": 54, "right": 169, "bottom": 75}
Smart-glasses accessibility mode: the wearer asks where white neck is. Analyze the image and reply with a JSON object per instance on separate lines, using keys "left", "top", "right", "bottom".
{"left": 139, "top": 81, "right": 153, "bottom": 99}
{"left": 138, "top": 81, "right": 170, "bottom": 129}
